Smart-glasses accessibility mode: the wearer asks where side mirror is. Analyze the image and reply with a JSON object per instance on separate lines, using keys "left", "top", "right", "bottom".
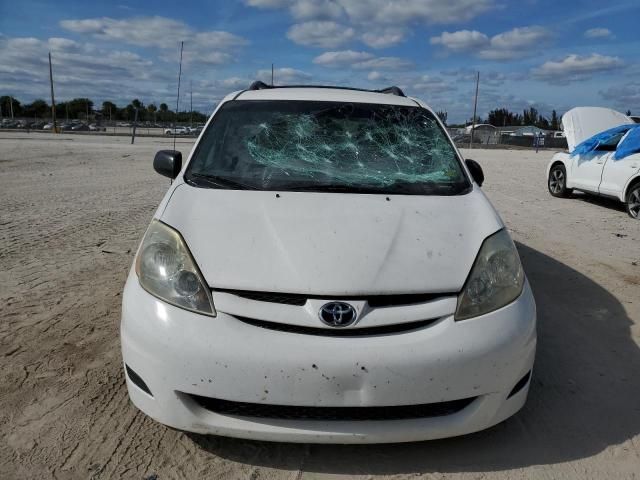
{"left": 465, "top": 158, "right": 484, "bottom": 187}
{"left": 153, "top": 150, "right": 182, "bottom": 179}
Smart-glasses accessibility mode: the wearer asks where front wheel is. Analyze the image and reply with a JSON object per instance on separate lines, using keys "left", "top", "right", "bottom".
{"left": 548, "top": 164, "right": 572, "bottom": 198}
{"left": 626, "top": 184, "right": 640, "bottom": 219}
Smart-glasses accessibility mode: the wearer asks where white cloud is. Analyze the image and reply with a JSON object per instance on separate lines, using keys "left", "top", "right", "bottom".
{"left": 313, "top": 50, "right": 412, "bottom": 70}
{"left": 289, "top": 0, "right": 343, "bottom": 20}
{"left": 256, "top": 67, "right": 312, "bottom": 84}
{"left": 361, "top": 28, "right": 406, "bottom": 48}
{"left": 61, "top": 16, "right": 191, "bottom": 47}
{"left": 532, "top": 53, "right": 624, "bottom": 83}
{"left": 287, "top": 21, "right": 355, "bottom": 48}
{"left": 248, "top": 0, "right": 496, "bottom": 24}
{"left": 413, "top": 74, "right": 455, "bottom": 94}
{"left": 356, "top": 57, "right": 413, "bottom": 70}
{"left": 0, "top": 35, "right": 166, "bottom": 105}
{"left": 222, "top": 77, "right": 249, "bottom": 89}
{"left": 367, "top": 71, "right": 388, "bottom": 81}
{"left": 584, "top": 27, "right": 613, "bottom": 39}
{"left": 245, "top": 0, "right": 290, "bottom": 7}
{"left": 338, "top": 0, "right": 496, "bottom": 25}
{"left": 313, "top": 50, "right": 374, "bottom": 66}
{"left": 431, "top": 26, "right": 552, "bottom": 60}
{"left": 430, "top": 30, "right": 488, "bottom": 51}
{"left": 60, "top": 16, "right": 248, "bottom": 68}
{"left": 247, "top": 0, "right": 495, "bottom": 49}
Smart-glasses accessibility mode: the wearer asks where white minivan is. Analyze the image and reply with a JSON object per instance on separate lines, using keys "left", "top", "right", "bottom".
{"left": 121, "top": 83, "right": 537, "bottom": 443}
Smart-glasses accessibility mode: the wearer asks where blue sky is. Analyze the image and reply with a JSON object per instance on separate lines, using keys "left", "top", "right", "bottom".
{"left": 1, "top": 0, "right": 639, "bottom": 123}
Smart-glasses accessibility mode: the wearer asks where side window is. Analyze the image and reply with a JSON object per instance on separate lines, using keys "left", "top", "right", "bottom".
{"left": 595, "top": 132, "right": 625, "bottom": 152}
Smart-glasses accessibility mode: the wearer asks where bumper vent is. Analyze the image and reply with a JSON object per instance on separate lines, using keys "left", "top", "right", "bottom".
{"left": 214, "top": 289, "right": 452, "bottom": 308}
{"left": 125, "top": 365, "right": 153, "bottom": 397}
{"left": 189, "top": 395, "right": 476, "bottom": 421}
{"left": 507, "top": 371, "right": 532, "bottom": 398}
{"left": 234, "top": 315, "right": 438, "bottom": 336}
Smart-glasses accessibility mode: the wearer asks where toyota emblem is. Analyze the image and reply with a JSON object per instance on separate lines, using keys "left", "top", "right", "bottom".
{"left": 319, "top": 302, "right": 357, "bottom": 327}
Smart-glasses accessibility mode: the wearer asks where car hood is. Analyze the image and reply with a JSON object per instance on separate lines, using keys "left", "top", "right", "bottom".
{"left": 562, "top": 107, "right": 633, "bottom": 151}
{"left": 160, "top": 185, "right": 504, "bottom": 295}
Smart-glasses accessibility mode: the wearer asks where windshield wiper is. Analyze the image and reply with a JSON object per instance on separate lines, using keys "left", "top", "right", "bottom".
{"left": 186, "top": 172, "right": 258, "bottom": 190}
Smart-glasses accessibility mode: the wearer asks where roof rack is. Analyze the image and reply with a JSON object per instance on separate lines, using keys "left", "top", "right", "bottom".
{"left": 247, "top": 81, "right": 405, "bottom": 97}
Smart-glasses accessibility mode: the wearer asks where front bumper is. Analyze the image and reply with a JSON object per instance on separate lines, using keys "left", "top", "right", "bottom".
{"left": 121, "top": 274, "right": 536, "bottom": 443}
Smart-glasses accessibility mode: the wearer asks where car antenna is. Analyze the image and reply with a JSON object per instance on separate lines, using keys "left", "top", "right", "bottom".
{"left": 173, "top": 41, "right": 184, "bottom": 153}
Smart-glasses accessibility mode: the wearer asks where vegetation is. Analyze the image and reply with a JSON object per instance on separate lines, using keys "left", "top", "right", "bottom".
{"left": 485, "top": 107, "right": 560, "bottom": 130}
{"left": 0, "top": 96, "right": 208, "bottom": 124}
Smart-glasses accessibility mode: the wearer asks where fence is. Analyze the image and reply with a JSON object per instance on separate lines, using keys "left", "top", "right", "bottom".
{"left": 453, "top": 131, "right": 568, "bottom": 150}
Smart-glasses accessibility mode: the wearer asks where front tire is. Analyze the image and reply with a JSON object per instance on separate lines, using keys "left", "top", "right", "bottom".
{"left": 548, "top": 164, "right": 572, "bottom": 198}
{"left": 626, "top": 184, "right": 640, "bottom": 219}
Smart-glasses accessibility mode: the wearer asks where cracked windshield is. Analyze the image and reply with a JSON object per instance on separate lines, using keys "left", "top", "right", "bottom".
{"left": 187, "top": 100, "right": 469, "bottom": 194}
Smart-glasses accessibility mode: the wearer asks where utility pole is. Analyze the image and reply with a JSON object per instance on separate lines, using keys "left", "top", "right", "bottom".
{"left": 9, "top": 95, "right": 14, "bottom": 119}
{"left": 48, "top": 52, "right": 57, "bottom": 130}
{"left": 271, "top": 63, "right": 274, "bottom": 86}
{"left": 190, "top": 80, "right": 193, "bottom": 127}
{"left": 173, "top": 41, "right": 184, "bottom": 152}
{"left": 469, "top": 71, "right": 480, "bottom": 149}
{"left": 131, "top": 107, "right": 138, "bottom": 144}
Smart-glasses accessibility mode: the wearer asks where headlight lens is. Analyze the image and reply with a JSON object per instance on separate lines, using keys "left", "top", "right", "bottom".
{"left": 135, "top": 220, "right": 215, "bottom": 316}
{"left": 455, "top": 229, "right": 524, "bottom": 320}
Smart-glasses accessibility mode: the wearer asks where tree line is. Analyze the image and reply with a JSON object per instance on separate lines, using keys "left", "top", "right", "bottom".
{"left": 449, "top": 107, "right": 633, "bottom": 130}
{"left": 0, "top": 96, "right": 209, "bottom": 124}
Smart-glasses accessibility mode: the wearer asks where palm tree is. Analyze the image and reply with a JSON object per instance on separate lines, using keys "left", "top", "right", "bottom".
{"left": 147, "top": 103, "right": 157, "bottom": 124}
{"left": 159, "top": 103, "right": 169, "bottom": 124}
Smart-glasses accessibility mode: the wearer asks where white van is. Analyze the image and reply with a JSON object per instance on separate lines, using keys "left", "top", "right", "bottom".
{"left": 121, "top": 83, "right": 537, "bottom": 443}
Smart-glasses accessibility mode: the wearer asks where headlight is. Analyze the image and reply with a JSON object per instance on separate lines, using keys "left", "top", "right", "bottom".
{"left": 135, "top": 220, "right": 215, "bottom": 316}
{"left": 455, "top": 229, "right": 524, "bottom": 320}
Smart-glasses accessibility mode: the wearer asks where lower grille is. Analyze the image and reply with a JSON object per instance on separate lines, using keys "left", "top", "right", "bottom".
{"left": 188, "top": 395, "right": 476, "bottom": 421}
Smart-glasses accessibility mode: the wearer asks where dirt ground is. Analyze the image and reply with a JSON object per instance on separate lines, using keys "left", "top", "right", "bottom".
{"left": 1, "top": 132, "right": 639, "bottom": 479}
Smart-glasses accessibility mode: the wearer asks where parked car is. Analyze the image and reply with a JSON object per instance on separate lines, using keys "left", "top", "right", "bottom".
{"left": 89, "top": 124, "right": 106, "bottom": 131}
{"left": 42, "top": 123, "right": 54, "bottom": 130}
{"left": 164, "top": 126, "right": 189, "bottom": 135}
{"left": 71, "top": 123, "right": 89, "bottom": 131}
{"left": 547, "top": 107, "right": 640, "bottom": 219}
{"left": 121, "top": 82, "right": 537, "bottom": 443}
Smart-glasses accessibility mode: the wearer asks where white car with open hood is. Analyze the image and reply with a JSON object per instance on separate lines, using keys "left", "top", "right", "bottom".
{"left": 121, "top": 82, "right": 537, "bottom": 443}
{"left": 547, "top": 107, "right": 640, "bottom": 219}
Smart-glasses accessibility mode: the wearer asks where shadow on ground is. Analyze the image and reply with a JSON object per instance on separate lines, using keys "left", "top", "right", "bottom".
{"left": 188, "top": 242, "right": 640, "bottom": 474}
{"left": 570, "top": 191, "right": 628, "bottom": 214}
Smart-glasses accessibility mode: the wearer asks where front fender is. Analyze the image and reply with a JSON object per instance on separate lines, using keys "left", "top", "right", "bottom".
{"left": 546, "top": 153, "right": 573, "bottom": 187}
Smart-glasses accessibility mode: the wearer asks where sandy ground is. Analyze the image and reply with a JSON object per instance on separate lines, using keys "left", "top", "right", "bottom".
{"left": 1, "top": 132, "right": 639, "bottom": 479}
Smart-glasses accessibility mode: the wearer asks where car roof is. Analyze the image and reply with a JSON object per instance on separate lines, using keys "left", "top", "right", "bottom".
{"left": 234, "top": 87, "right": 420, "bottom": 107}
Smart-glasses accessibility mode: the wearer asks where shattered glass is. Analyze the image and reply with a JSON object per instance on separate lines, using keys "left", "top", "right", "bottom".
{"left": 188, "top": 100, "right": 469, "bottom": 195}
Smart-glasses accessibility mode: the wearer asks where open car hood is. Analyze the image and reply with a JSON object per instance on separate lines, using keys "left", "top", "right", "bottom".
{"left": 562, "top": 107, "right": 633, "bottom": 151}
{"left": 160, "top": 185, "right": 503, "bottom": 295}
